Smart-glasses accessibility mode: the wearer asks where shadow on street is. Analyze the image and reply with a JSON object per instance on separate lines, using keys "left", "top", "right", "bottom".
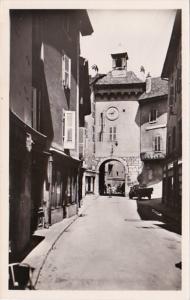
{"left": 136, "top": 199, "right": 181, "bottom": 235}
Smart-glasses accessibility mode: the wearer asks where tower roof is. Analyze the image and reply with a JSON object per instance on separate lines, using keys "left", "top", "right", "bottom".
{"left": 95, "top": 70, "right": 143, "bottom": 86}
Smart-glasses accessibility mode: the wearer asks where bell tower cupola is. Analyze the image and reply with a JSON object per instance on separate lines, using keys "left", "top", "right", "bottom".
{"left": 111, "top": 51, "right": 128, "bottom": 77}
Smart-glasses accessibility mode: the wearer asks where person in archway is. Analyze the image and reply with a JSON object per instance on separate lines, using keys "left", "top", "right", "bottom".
{"left": 104, "top": 183, "right": 107, "bottom": 195}
{"left": 108, "top": 184, "right": 112, "bottom": 198}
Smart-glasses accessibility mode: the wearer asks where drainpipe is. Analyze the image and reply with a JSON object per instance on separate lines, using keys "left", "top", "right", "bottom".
{"left": 47, "top": 155, "right": 53, "bottom": 226}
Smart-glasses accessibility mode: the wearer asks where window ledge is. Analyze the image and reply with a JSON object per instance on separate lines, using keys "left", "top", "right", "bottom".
{"left": 146, "top": 124, "right": 167, "bottom": 131}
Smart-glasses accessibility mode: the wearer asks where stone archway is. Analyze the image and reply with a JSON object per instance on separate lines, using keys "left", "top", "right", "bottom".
{"left": 96, "top": 156, "right": 129, "bottom": 196}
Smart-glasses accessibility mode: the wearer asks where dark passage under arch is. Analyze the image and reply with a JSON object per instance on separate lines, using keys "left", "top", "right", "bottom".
{"left": 99, "top": 160, "right": 125, "bottom": 196}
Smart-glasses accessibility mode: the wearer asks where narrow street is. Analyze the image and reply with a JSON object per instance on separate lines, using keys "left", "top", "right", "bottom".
{"left": 36, "top": 195, "right": 181, "bottom": 290}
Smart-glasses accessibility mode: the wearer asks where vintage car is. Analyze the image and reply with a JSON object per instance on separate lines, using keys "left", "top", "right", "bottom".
{"left": 129, "top": 184, "right": 153, "bottom": 200}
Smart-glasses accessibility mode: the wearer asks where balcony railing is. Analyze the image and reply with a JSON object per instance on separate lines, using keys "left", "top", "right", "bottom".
{"left": 140, "top": 151, "right": 166, "bottom": 161}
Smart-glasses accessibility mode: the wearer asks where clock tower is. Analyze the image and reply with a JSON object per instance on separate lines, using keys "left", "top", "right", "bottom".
{"left": 90, "top": 50, "right": 146, "bottom": 195}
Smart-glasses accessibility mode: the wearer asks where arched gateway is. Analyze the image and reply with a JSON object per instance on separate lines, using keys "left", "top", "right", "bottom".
{"left": 98, "top": 157, "right": 127, "bottom": 196}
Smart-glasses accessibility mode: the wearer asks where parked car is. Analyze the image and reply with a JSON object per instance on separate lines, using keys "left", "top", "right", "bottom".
{"left": 129, "top": 184, "right": 153, "bottom": 200}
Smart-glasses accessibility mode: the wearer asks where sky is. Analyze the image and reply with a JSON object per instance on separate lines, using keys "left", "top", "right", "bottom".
{"left": 80, "top": 10, "right": 176, "bottom": 78}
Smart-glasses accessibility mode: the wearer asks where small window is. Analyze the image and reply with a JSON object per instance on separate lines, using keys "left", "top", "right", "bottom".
{"left": 32, "top": 87, "right": 41, "bottom": 131}
{"left": 99, "top": 112, "right": 104, "bottom": 127}
{"left": 149, "top": 109, "right": 157, "bottom": 123}
{"left": 154, "top": 136, "right": 161, "bottom": 152}
{"left": 99, "top": 132, "right": 103, "bottom": 142}
{"left": 62, "top": 54, "right": 71, "bottom": 89}
{"left": 109, "top": 126, "right": 117, "bottom": 142}
{"left": 115, "top": 57, "right": 122, "bottom": 68}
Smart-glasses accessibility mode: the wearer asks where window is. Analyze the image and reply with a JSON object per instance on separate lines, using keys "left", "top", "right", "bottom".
{"left": 62, "top": 54, "right": 71, "bottom": 89}
{"left": 64, "top": 111, "right": 75, "bottom": 149}
{"left": 149, "top": 109, "right": 157, "bottom": 123}
{"left": 85, "top": 121, "right": 88, "bottom": 138}
{"left": 178, "top": 119, "right": 182, "bottom": 154}
{"left": 109, "top": 126, "right": 117, "bottom": 142}
{"left": 168, "top": 135, "right": 171, "bottom": 155}
{"left": 172, "top": 126, "right": 176, "bottom": 149}
{"left": 169, "top": 84, "right": 174, "bottom": 105}
{"left": 154, "top": 136, "right": 161, "bottom": 152}
{"left": 116, "top": 57, "right": 122, "bottom": 68}
{"left": 79, "top": 127, "right": 86, "bottom": 158}
{"left": 99, "top": 112, "right": 104, "bottom": 127}
{"left": 177, "top": 67, "right": 181, "bottom": 93}
{"left": 92, "top": 126, "right": 95, "bottom": 142}
{"left": 99, "top": 132, "right": 103, "bottom": 142}
{"left": 40, "top": 42, "right": 44, "bottom": 61}
{"left": 32, "top": 87, "right": 41, "bottom": 131}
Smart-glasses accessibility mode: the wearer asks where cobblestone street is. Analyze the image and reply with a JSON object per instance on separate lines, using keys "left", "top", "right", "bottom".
{"left": 36, "top": 195, "right": 181, "bottom": 290}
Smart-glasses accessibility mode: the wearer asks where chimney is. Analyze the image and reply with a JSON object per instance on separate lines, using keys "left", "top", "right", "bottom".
{"left": 91, "top": 64, "right": 99, "bottom": 77}
{"left": 140, "top": 65, "right": 146, "bottom": 82}
{"left": 146, "top": 72, "right": 151, "bottom": 93}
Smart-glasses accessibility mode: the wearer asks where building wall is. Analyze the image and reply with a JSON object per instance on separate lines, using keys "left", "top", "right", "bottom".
{"left": 166, "top": 38, "right": 182, "bottom": 158}
{"left": 95, "top": 97, "right": 140, "bottom": 158}
{"left": 9, "top": 12, "right": 33, "bottom": 257}
{"left": 10, "top": 12, "right": 33, "bottom": 125}
{"left": 84, "top": 88, "right": 96, "bottom": 169}
{"left": 139, "top": 97, "right": 167, "bottom": 198}
{"left": 140, "top": 98, "right": 167, "bottom": 154}
{"left": 164, "top": 35, "right": 182, "bottom": 209}
{"left": 42, "top": 12, "right": 79, "bottom": 157}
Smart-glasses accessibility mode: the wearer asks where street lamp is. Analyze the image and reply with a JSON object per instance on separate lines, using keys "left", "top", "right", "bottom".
{"left": 111, "top": 141, "right": 118, "bottom": 155}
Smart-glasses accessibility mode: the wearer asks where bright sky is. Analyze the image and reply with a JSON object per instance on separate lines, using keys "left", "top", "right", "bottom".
{"left": 80, "top": 10, "right": 176, "bottom": 78}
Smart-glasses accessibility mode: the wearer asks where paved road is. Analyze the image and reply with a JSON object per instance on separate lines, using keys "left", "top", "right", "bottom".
{"left": 36, "top": 196, "right": 181, "bottom": 290}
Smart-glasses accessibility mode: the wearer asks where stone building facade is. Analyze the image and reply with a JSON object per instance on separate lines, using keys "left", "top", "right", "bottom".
{"left": 138, "top": 76, "right": 168, "bottom": 198}
{"left": 161, "top": 10, "right": 182, "bottom": 211}
{"left": 89, "top": 51, "right": 145, "bottom": 195}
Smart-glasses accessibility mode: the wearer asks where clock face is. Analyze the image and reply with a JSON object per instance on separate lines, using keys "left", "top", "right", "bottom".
{"left": 106, "top": 107, "right": 119, "bottom": 121}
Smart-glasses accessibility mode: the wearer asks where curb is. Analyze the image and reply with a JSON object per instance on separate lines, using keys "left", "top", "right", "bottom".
{"left": 24, "top": 194, "right": 99, "bottom": 288}
{"left": 33, "top": 214, "right": 78, "bottom": 288}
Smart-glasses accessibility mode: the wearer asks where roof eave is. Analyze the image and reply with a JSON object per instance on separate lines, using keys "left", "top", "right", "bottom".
{"left": 161, "top": 10, "right": 181, "bottom": 78}
{"left": 138, "top": 94, "right": 168, "bottom": 102}
{"left": 79, "top": 10, "right": 93, "bottom": 36}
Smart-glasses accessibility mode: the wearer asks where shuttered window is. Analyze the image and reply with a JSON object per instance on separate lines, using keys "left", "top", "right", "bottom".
{"left": 154, "top": 136, "right": 161, "bottom": 152}
{"left": 64, "top": 111, "right": 75, "bottom": 149}
{"left": 62, "top": 54, "right": 71, "bottom": 89}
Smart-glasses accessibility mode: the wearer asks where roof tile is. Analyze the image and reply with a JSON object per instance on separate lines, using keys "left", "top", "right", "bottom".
{"left": 95, "top": 71, "right": 143, "bottom": 85}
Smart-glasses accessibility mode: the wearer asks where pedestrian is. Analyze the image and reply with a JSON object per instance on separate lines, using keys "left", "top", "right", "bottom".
{"left": 104, "top": 183, "right": 107, "bottom": 195}
{"left": 108, "top": 184, "right": 112, "bottom": 198}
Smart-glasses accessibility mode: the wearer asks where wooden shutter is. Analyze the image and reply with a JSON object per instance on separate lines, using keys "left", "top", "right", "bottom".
{"left": 62, "top": 55, "right": 71, "bottom": 89}
{"left": 64, "top": 111, "right": 75, "bottom": 149}
{"left": 68, "top": 57, "right": 71, "bottom": 89}
{"left": 62, "top": 56, "right": 65, "bottom": 86}
{"left": 79, "top": 127, "right": 85, "bottom": 158}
